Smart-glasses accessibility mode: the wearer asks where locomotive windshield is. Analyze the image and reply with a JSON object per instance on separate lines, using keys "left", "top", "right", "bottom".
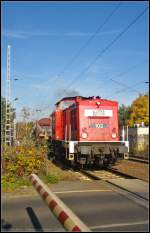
{"left": 58, "top": 100, "right": 75, "bottom": 110}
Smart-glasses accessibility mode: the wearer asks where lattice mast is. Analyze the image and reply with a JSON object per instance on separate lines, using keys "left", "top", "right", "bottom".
{"left": 5, "top": 45, "right": 12, "bottom": 146}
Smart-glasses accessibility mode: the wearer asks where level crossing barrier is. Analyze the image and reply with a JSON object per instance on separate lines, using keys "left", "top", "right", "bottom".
{"left": 29, "top": 174, "right": 91, "bottom": 232}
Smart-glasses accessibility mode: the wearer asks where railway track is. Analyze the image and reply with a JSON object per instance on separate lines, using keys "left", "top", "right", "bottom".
{"left": 80, "top": 168, "right": 136, "bottom": 181}
{"left": 128, "top": 157, "right": 149, "bottom": 164}
{"left": 50, "top": 158, "right": 148, "bottom": 209}
{"left": 78, "top": 169, "right": 148, "bottom": 203}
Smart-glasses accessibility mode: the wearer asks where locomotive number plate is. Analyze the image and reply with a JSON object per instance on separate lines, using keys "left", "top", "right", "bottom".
{"left": 85, "top": 109, "right": 113, "bottom": 117}
{"left": 89, "top": 123, "right": 108, "bottom": 128}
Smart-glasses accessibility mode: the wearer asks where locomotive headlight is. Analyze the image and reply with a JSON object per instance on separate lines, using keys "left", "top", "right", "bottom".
{"left": 81, "top": 132, "right": 88, "bottom": 139}
{"left": 96, "top": 101, "right": 101, "bottom": 108}
{"left": 112, "top": 128, "right": 117, "bottom": 138}
{"left": 112, "top": 133, "right": 117, "bottom": 138}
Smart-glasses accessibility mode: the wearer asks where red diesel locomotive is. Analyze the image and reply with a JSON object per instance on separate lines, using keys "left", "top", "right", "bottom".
{"left": 50, "top": 96, "right": 129, "bottom": 168}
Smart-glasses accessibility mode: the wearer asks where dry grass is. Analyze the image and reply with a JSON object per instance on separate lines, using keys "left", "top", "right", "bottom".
{"left": 112, "top": 160, "right": 149, "bottom": 182}
{"left": 44, "top": 159, "right": 78, "bottom": 182}
{"left": 45, "top": 159, "right": 149, "bottom": 182}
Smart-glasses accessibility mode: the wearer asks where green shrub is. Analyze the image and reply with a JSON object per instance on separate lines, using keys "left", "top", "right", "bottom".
{"left": 1, "top": 144, "right": 78, "bottom": 190}
{"left": 1, "top": 174, "right": 30, "bottom": 190}
{"left": 45, "top": 173, "right": 59, "bottom": 183}
{"left": 2, "top": 145, "right": 47, "bottom": 177}
{"left": 1, "top": 144, "right": 48, "bottom": 190}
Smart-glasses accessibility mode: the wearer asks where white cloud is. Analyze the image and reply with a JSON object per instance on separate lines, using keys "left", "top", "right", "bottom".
{"left": 2, "top": 29, "right": 121, "bottom": 39}
{"left": 2, "top": 30, "right": 28, "bottom": 39}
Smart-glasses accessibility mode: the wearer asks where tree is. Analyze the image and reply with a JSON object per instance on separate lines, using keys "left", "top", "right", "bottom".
{"left": 128, "top": 94, "right": 149, "bottom": 127}
{"left": 119, "top": 104, "right": 131, "bottom": 127}
{"left": 16, "top": 121, "right": 34, "bottom": 143}
{"left": 17, "top": 107, "right": 35, "bottom": 144}
{"left": 21, "top": 107, "right": 31, "bottom": 122}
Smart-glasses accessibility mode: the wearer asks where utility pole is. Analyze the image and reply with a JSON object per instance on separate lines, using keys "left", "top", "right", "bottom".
{"left": 5, "top": 45, "right": 12, "bottom": 146}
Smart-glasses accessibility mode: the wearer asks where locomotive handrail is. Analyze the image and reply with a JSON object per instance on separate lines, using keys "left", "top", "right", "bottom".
{"left": 29, "top": 174, "right": 91, "bottom": 232}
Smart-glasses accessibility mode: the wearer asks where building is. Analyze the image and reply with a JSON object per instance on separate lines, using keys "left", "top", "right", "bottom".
{"left": 128, "top": 126, "right": 149, "bottom": 158}
{"left": 34, "top": 118, "right": 51, "bottom": 140}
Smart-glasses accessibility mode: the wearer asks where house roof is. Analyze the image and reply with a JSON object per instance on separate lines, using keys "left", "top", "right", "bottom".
{"left": 37, "top": 118, "right": 51, "bottom": 126}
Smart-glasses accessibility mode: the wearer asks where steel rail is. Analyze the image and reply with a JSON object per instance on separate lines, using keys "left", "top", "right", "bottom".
{"left": 80, "top": 169, "right": 148, "bottom": 202}
{"left": 128, "top": 157, "right": 149, "bottom": 164}
{"left": 106, "top": 168, "right": 137, "bottom": 179}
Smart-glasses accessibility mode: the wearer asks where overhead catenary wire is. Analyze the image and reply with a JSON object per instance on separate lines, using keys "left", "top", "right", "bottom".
{"left": 55, "top": 2, "right": 122, "bottom": 79}
{"left": 63, "top": 6, "right": 148, "bottom": 93}
{"left": 109, "top": 78, "right": 142, "bottom": 93}
{"left": 33, "top": 6, "right": 148, "bottom": 115}
{"left": 38, "top": 80, "right": 147, "bottom": 114}
{"left": 38, "top": 56, "right": 148, "bottom": 113}
{"left": 38, "top": 82, "right": 148, "bottom": 118}
{"left": 105, "top": 80, "right": 148, "bottom": 99}
{"left": 35, "top": 2, "right": 122, "bottom": 109}
{"left": 18, "top": 79, "right": 149, "bottom": 120}
{"left": 38, "top": 60, "right": 148, "bottom": 113}
{"left": 83, "top": 59, "right": 147, "bottom": 95}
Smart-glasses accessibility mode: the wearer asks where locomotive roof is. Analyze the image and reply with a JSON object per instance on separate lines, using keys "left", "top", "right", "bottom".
{"left": 55, "top": 96, "right": 118, "bottom": 106}
{"left": 55, "top": 96, "right": 76, "bottom": 105}
{"left": 55, "top": 96, "right": 101, "bottom": 105}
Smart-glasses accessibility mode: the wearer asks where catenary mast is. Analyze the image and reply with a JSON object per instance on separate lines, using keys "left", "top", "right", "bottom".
{"left": 5, "top": 45, "right": 12, "bottom": 146}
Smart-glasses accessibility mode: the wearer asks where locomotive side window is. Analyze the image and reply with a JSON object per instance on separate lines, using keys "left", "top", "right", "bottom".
{"left": 71, "top": 111, "right": 73, "bottom": 130}
{"left": 63, "top": 112, "right": 66, "bottom": 133}
{"left": 71, "top": 109, "right": 77, "bottom": 130}
{"left": 74, "top": 110, "right": 77, "bottom": 130}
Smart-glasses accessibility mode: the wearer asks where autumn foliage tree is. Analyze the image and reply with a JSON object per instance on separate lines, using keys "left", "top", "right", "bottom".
{"left": 119, "top": 104, "right": 131, "bottom": 127}
{"left": 16, "top": 121, "right": 34, "bottom": 144}
{"left": 128, "top": 94, "right": 149, "bottom": 127}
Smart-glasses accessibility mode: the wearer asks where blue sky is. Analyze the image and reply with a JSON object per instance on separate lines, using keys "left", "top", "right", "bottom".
{"left": 2, "top": 1, "right": 149, "bottom": 121}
